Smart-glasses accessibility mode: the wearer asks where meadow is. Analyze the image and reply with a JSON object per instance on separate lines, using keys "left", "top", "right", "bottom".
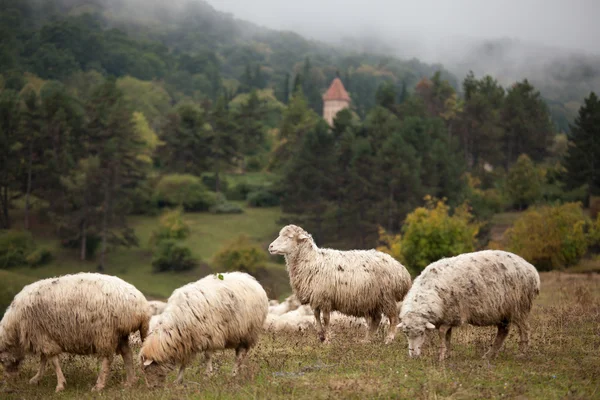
{"left": 1, "top": 272, "right": 599, "bottom": 399}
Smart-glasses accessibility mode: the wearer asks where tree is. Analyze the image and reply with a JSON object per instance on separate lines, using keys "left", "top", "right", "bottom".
{"left": 207, "top": 96, "right": 240, "bottom": 193}
{"left": 375, "top": 81, "right": 396, "bottom": 111}
{"left": 86, "top": 78, "right": 145, "bottom": 270}
{"left": 505, "top": 154, "right": 545, "bottom": 210}
{"left": 20, "top": 88, "right": 43, "bottom": 230}
{"left": 0, "top": 89, "right": 22, "bottom": 228}
{"left": 563, "top": 92, "right": 600, "bottom": 200}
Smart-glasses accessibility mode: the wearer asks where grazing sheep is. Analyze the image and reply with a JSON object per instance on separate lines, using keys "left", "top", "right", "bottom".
{"left": 0, "top": 273, "right": 150, "bottom": 392}
{"left": 268, "top": 224, "right": 412, "bottom": 344}
{"left": 268, "top": 294, "right": 301, "bottom": 315}
{"left": 398, "top": 250, "right": 540, "bottom": 360}
{"left": 148, "top": 300, "right": 167, "bottom": 316}
{"left": 264, "top": 308, "right": 367, "bottom": 334}
{"left": 139, "top": 272, "right": 268, "bottom": 387}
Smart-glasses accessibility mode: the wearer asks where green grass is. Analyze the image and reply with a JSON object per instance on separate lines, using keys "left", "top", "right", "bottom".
{"left": 3, "top": 203, "right": 286, "bottom": 303}
{"left": 2, "top": 272, "right": 599, "bottom": 399}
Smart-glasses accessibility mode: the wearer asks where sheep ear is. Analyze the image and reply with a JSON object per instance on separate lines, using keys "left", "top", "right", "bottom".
{"left": 143, "top": 359, "right": 154, "bottom": 366}
{"left": 426, "top": 322, "right": 436, "bottom": 330}
{"left": 297, "top": 233, "right": 310, "bottom": 241}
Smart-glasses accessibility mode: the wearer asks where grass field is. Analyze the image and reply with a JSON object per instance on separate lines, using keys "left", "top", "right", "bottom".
{"left": 1, "top": 272, "right": 599, "bottom": 399}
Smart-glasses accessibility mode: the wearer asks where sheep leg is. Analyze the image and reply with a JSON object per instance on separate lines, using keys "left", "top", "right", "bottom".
{"left": 362, "top": 314, "right": 381, "bottom": 343}
{"left": 174, "top": 364, "right": 186, "bottom": 384}
{"left": 483, "top": 322, "right": 510, "bottom": 359}
{"left": 232, "top": 346, "right": 248, "bottom": 376}
{"left": 50, "top": 356, "right": 67, "bottom": 393}
{"left": 515, "top": 319, "right": 531, "bottom": 355}
{"left": 91, "top": 355, "right": 113, "bottom": 391}
{"left": 204, "top": 350, "right": 214, "bottom": 375}
{"left": 118, "top": 338, "right": 137, "bottom": 387}
{"left": 438, "top": 326, "right": 452, "bottom": 361}
{"left": 313, "top": 308, "right": 325, "bottom": 342}
{"left": 322, "top": 311, "right": 331, "bottom": 343}
{"left": 29, "top": 354, "right": 47, "bottom": 385}
{"left": 384, "top": 311, "right": 399, "bottom": 344}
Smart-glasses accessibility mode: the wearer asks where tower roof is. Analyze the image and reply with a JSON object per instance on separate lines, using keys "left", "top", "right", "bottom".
{"left": 323, "top": 78, "right": 350, "bottom": 102}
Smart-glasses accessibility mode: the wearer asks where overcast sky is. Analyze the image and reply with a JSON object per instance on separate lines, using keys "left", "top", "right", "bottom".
{"left": 205, "top": 0, "right": 600, "bottom": 61}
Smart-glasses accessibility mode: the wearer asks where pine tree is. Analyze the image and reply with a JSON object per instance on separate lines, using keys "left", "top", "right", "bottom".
{"left": 208, "top": 96, "right": 240, "bottom": 193}
{"left": 20, "top": 88, "right": 42, "bottom": 230}
{"left": 564, "top": 92, "right": 600, "bottom": 199}
{"left": 0, "top": 89, "right": 22, "bottom": 228}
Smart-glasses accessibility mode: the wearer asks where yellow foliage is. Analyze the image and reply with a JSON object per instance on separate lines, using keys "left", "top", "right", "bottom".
{"left": 376, "top": 226, "right": 403, "bottom": 263}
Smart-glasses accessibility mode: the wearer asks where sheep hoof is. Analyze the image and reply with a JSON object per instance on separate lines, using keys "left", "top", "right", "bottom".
{"left": 29, "top": 377, "right": 40, "bottom": 385}
{"left": 55, "top": 385, "right": 65, "bottom": 393}
{"left": 91, "top": 384, "right": 104, "bottom": 392}
{"left": 384, "top": 336, "right": 395, "bottom": 345}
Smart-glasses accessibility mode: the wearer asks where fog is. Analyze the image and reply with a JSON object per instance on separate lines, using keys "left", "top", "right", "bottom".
{"left": 206, "top": 0, "right": 599, "bottom": 64}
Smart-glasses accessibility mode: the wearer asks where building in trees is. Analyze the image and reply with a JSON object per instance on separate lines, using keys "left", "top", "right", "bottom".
{"left": 322, "top": 77, "right": 350, "bottom": 126}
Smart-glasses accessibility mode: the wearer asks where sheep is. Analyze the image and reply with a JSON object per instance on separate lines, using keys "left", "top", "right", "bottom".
{"left": 139, "top": 272, "right": 268, "bottom": 387}
{"left": 148, "top": 300, "right": 167, "bottom": 316}
{"left": 268, "top": 294, "right": 301, "bottom": 315}
{"left": 268, "top": 224, "right": 412, "bottom": 344}
{"left": 0, "top": 272, "right": 150, "bottom": 392}
{"left": 264, "top": 308, "right": 367, "bottom": 334}
{"left": 398, "top": 250, "right": 540, "bottom": 360}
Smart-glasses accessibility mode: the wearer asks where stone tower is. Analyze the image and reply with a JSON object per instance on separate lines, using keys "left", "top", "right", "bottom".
{"left": 322, "top": 77, "right": 350, "bottom": 126}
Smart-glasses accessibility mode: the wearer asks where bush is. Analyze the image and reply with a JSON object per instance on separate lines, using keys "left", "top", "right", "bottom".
{"left": 151, "top": 239, "right": 197, "bottom": 272}
{"left": 506, "top": 202, "right": 589, "bottom": 271}
{"left": 0, "top": 230, "right": 35, "bottom": 268}
{"left": 210, "top": 202, "right": 244, "bottom": 214}
{"left": 247, "top": 189, "right": 280, "bottom": 207}
{"left": 397, "top": 196, "right": 480, "bottom": 275}
{"left": 129, "top": 178, "right": 159, "bottom": 215}
{"left": 61, "top": 235, "right": 101, "bottom": 258}
{"left": 154, "top": 174, "right": 218, "bottom": 211}
{"left": 149, "top": 208, "right": 190, "bottom": 247}
{"left": 212, "top": 235, "right": 268, "bottom": 274}
{"left": 201, "top": 174, "right": 229, "bottom": 193}
{"left": 26, "top": 247, "right": 53, "bottom": 267}
{"left": 227, "top": 182, "right": 262, "bottom": 201}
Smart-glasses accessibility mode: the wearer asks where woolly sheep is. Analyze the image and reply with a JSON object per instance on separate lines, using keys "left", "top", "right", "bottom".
{"left": 264, "top": 308, "right": 367, "bottom": 333}
{"left": 0, "top": 273, "right": 150, "bottom": 392}
{"left": 268, "top": 294, "right": 301, "bottom": 315}
{"left": 148, "top": 300, "right": 167, "bottom": 316}
{"left": 139, "top": 272, "right": 268, "bottom": 387}
{"left": 268, "top": 224, "right": 412, "bottom": 344}
{"left": 398, "top": 250, "right": 540, "bottom": 360}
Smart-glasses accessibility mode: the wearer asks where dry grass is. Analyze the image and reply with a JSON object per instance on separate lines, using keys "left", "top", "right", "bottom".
{"left": 2, "top": 272, "right": 600, "bottom": 399}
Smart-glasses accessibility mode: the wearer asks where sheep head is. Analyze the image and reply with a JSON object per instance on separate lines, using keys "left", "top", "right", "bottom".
{"left": 397, "top": 317, "right": 436, "bottom": 358}
{"left": 268, "top": 225, "right": 312, "bottom": 255}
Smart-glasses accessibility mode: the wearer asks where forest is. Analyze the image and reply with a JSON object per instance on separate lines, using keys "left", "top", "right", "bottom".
{"left": 1, "top": 0, "right": 600, "bottom": 284}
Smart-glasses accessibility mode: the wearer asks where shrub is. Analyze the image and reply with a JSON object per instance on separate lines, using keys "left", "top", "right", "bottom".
{"left": 154, "top": 174, "right": 218, "bottom": 211}
{"left": 0, "top": 231, "right": 35, "bottom": 268}
{"left": 506, "top": 202, "right": 589, "bottom": 271}
{"left": 26, "top": 247, "right": 53, "bottom": 267}
{"left": 129, "top": 178, "right": 159, "bottom": 215}
{"left": 505, "top": 154, "right": 545, "bottom": 210}
{"left": 399, "top": 196, "right": 480, "bottom": 275}
{"left": 61, "top": 235, "right": 101, "bottom": 258}
{"left": 212, "top": 235, "right": 268, "bottom": 274}
{"left": 201, "top": 174, "right": 229, "bottom": 193}
{"left": 227, "top": 182, "right": 262, "bottom": 201}
{"left": 149, "top": 208, "right": 190, "bottom": 247}
{"left": 210, "top": 202, "right": 244, "bottom": 214}
{"left": 247, "top": 189, "right": 280, "bottom": 207}
{"left": 151, "top": 239, "right": 197, "bottom": 272}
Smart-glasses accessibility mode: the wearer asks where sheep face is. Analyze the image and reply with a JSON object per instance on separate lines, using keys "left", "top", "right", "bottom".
{"left": 269, "top": 225, "right": 311, "bottom": 255}
{"left": 397, "top": 319, "right": 435, "bottom": 358}
{"left": 0, "top": 348, "right": 22, "bottom": 379}
{"left": 140, "top": 358, "right": 172, "bottom": 388}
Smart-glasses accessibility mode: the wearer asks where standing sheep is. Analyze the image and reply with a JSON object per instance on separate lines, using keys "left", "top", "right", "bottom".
{"left": 268, "top": 224, "right": 411, "bottom": 344}
{"left": 398, "top": 250, "right": 540, "bottom": 360}
{"left": 139, "top": 272, "right": 268, "bottom": 387}
{"left": 0, "top": 273, "right": 150, "bottom": 392}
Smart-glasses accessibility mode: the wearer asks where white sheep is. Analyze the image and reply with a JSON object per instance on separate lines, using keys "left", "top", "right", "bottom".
{"left": 398, "top": 250, "right": 540, "bottom": 360}
{"left": 0, "top": 273, "right": 150, "bottom": 392}
{"left": 268, "top": 224, "right": 412, "bottom": 344}
{"left": 268, "top": 294, "right": 301, "bottom": 315}
{"left": 139, "top": 272, "right": 268, "bottom": 387}
{"left": 148, "top": 300, "right": 167, "bottom": 316}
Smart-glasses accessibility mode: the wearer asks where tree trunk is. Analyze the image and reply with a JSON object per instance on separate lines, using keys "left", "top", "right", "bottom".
{"left": 24, "top": 140, "right": 33, "bottom": 230}
{"left": 98, "top": 179, "right": 111, "bottom": 272}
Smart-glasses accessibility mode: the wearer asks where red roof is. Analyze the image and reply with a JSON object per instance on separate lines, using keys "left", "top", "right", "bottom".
{"left": 322, "top": 78, "right": 351, "bottom": 102}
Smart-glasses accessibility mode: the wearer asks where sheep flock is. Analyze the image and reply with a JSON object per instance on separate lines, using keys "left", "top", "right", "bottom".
{"left": 0, "top": 224, "right": 545, "bottom": 394}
